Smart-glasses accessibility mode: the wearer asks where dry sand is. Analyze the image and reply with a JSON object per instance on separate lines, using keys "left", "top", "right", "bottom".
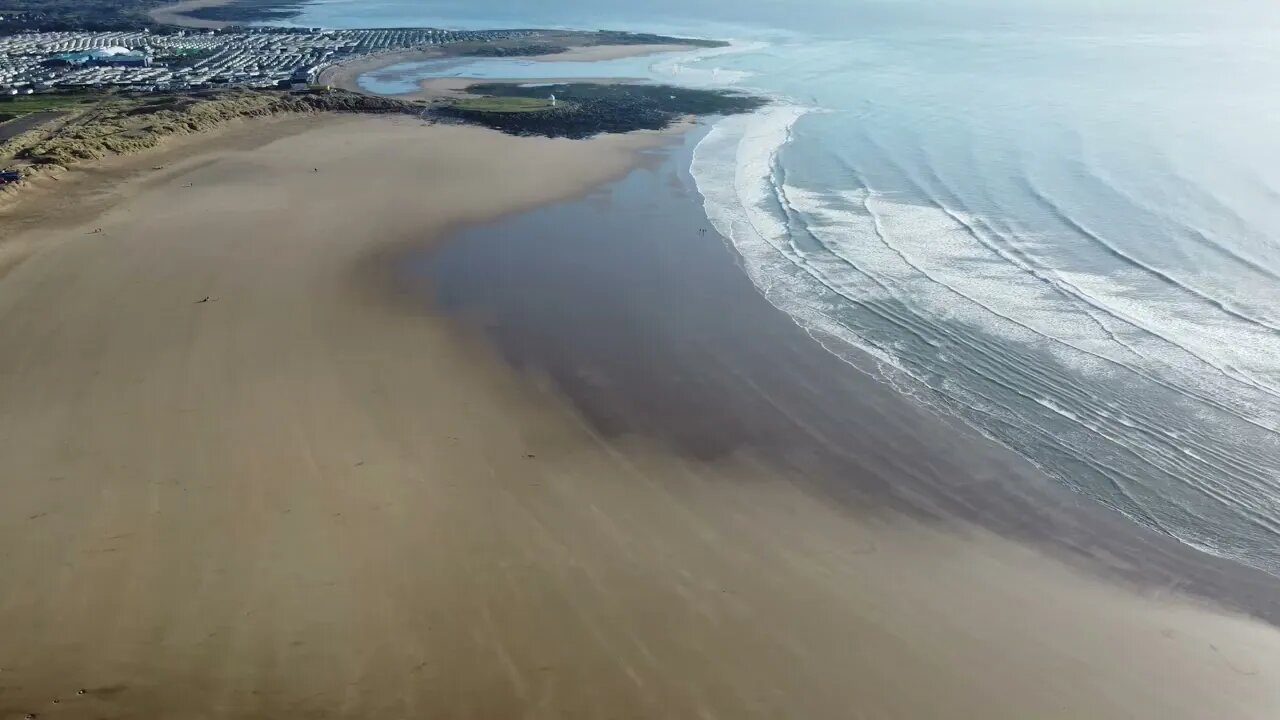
{"left": 147, "top": 0, "right": 234, "bottom": 29}
{"left": 0, "top": 114, "right": 1279, "bottom": 719}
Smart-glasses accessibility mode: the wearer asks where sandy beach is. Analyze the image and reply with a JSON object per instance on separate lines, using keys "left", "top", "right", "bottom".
{"left": 2, "top": 114, "right": 1280, "bottom": 719}
{"left": 531, "top": 44, "right": 694, "bottom": 62}
{"left": 318, "top": 43, "right": 696, "bottom": 98}
{"left": 147, "top": 0, "right": 234, "bottom": 28}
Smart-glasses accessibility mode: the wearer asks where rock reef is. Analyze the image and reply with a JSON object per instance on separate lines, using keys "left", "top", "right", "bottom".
{"left": 430, "top": 82, "right": 766, "bottom": 139}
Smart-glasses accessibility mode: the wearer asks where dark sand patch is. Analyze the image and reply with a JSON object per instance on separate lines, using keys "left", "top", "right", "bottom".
{"left": 414, "top": 126, "right": 1280, "bottom": 626}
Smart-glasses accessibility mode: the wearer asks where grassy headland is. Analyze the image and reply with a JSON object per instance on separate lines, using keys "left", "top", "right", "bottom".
{"left": 1, "top": 76, "right": 763, "bottom": 190}
{"left": 447, "top": 96, "right": 558, "bottom": 113}
{"left": 591, "top": 30, "right": 725, "bottom": 48}
{"left": 431, "top": 82, "right": 766, "bottom": 139}
{"left": 460, "top": 44, "right": 571, "bottom": 58}
{"left": 165, "top": 0, "right": 304, "bottom": 25}
{"left": 0, "top": 93, "right": 98, "bottom": 123}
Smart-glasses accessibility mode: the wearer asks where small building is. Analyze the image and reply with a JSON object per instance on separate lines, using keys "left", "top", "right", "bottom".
{"left": 289, "top": 65, "right": 317, "bottom": 90}
{"left": 47, "top": 53, "right": 90, "bottom": 67}
{"left": 88, "top": 47, "right": 152, "bottom": 67}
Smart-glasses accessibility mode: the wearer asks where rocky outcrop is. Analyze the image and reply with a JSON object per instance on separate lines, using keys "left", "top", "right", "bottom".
{"left": 430, "top": 83, "right": 765, "bottom": 139}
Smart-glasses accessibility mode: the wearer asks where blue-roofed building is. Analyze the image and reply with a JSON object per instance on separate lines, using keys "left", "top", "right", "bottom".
{"left": 54, "top": 47, "right": 152, "bottom": 67}
{"left": 89, "top": 47, "right": 152, "bottom": 67}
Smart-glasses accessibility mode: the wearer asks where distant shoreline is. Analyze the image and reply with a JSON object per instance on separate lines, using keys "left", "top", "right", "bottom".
{"left": 310, "top": 33, "right": 761, "bottom": 139}
{"left": 317, "top": 42, "right": 696, "bottom": 97}
{"left": 0, "top": 25, "right": 738, "bottom": 183}
{"left": 147, "top": 0, "right": 308, "bottom": 27}
{"left": 147, "top": 0, "right": 236, "bottom": 28}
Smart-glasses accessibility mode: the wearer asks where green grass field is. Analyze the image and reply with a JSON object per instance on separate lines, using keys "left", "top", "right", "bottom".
{"left": 448, "top": 96, "right": 557, "bottom": 113}
{"left": 0, "top": 93, "right": 97, "bottom": 115}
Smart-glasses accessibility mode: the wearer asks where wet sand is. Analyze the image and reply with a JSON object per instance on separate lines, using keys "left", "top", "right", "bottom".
{"left": 318, "top": 49, "right": 447, "bottom": 93}
{"left": 418, "top": 129, "right": 1280, "bottom": 625}
{"left": 148, "top": 0, "right": 234, "bottom": 28}
{"left": 532, "top": 44, "right": 693, "bottom": 62}
{"left": 318, "top": 43, "right": 689, "bottom": 97}
{"left": 0, "top": 115, "right": 1279, "bottom": 719}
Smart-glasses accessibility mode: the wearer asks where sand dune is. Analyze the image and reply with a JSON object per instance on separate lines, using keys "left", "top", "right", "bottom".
{"left": 1, "top": 115, "right": 1279, "bottom": 719}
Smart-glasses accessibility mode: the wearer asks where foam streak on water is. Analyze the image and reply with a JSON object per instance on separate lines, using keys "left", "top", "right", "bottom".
{"left": 691, "top": 103, "right": 1280, "bottom": 573}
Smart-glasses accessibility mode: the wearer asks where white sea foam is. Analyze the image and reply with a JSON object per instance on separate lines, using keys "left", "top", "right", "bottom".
{"left": 691, "top": 105, "right": 918, "bottom": 379}
{"left": 648, "top": 40, "right": 764, "bottom": 87}
{"left": 697, "top": 109, "right": 1280, "bottom": 423}
{"left": 692, "top": 107, "right": 807, "bottom": 309}
{"left": 690, "top": 101, "right": 1280, "bottom": 574}
{"left": 795, "top": 184, "right": 1280, "bottom": 426}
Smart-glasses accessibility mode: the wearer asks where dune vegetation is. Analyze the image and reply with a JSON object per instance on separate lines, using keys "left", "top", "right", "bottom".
{"left": 1, "top": 88, "right": 414, "bottom": 180}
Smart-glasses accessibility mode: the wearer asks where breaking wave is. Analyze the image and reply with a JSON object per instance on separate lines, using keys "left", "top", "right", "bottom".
{"left": 691, "top": 104, "right": 1280, "bottom": 574}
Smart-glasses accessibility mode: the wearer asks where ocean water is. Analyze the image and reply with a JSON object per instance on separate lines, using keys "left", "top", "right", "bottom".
{"left": 289, "top": 0, "right": 1280, "bottom": 575}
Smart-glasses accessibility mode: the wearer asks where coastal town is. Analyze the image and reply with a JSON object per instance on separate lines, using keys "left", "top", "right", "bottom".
{"left": 0, "top": 19, "right": 754, "bottom": 186}
{"left": 0, "top": 26, "right": 534, "bottom": 93}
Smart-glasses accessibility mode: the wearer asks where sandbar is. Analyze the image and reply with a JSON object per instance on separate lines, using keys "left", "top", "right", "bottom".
{"left": 147, "top": 0, "right": 235, "bottom": 28}
{"left": 319, "top": 43, "right": 695, "bottom": 97}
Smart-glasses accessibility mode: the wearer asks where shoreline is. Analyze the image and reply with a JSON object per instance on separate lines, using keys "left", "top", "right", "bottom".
{"left": 531, "top": 43, "right": 693, "bottom": 62}
{"left": 318, "top": 47, "right": 444, "bottom": 93}
{"left": 0, "top": 111, "right": 1278, "bottom": 717}
{"left": 147, "top": 0, "right": 235, "bottom": 28}
{"left": 318, "top": 42, "right": 701, "bottom": 97}
{"left": 421, "top": 129, "right": 1280, "bottom": 628}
